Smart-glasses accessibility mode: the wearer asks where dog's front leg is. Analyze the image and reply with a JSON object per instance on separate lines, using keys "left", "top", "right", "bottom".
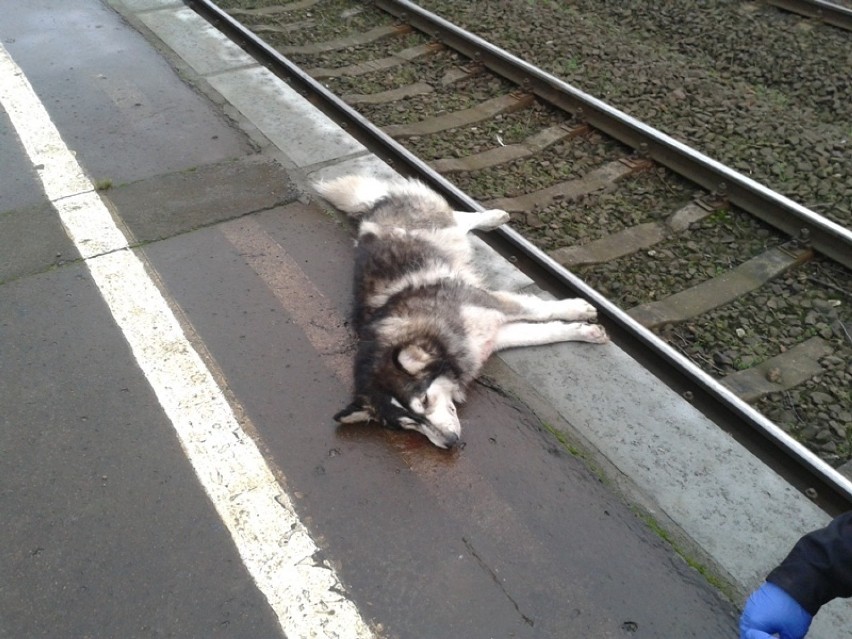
{"left": 495, "top": 321, "right": 608, "bottom": 350}
{"left": 453, "top": 209, "right": 510, "bottom": 233}
{"left": 491, "top": 291, "right": 598, "bottom": 322}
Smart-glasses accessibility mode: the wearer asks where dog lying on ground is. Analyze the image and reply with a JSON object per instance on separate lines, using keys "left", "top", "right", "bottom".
{"left": 315, "top": 174, "right": 608, "bottom": 448}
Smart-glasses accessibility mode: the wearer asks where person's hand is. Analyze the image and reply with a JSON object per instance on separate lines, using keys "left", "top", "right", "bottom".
{"left": 740, "top": 582, "right": 813, "bottom": 639}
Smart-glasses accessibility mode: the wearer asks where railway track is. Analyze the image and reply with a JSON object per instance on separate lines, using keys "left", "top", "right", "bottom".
{"left": 765, "top": 0, "right": 852, "bottom": 31}
{"left": 187, "top": 0, "right": 852, "bottom": 511}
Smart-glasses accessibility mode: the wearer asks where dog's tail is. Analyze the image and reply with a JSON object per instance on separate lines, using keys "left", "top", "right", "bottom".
{"left": 313, "top": 175, "right": 392, "bottom": 217}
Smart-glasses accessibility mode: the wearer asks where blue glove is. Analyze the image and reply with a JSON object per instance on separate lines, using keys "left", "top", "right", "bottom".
{"left": 740, "top": 582, "right": 813, "bottom": 639}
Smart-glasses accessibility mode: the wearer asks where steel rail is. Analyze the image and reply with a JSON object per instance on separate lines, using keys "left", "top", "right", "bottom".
{"left": 376, "top": 0, "right": 852, "bottom": 271}
{"left": 766, "top": 0, "right": 852, "bottom": 31}
{"left": 185, "top": 0, "right": 852, "bottom": 512}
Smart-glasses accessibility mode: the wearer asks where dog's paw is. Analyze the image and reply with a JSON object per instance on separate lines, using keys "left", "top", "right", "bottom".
{"left": 577, "top": 323, "right": 609, "bottom": 344}
{"left": 555, "top": 298, "right": 598, "bottom": 321}
{"left": 477, "top": 209, "right": 510, "bottom": 230}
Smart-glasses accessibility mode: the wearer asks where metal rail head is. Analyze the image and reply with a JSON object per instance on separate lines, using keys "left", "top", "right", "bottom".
{"left": 765, "top": 0, "right": 852, "bottom": 32}
{"left": 374, "top": 0, "right": 852, "bottom": 271}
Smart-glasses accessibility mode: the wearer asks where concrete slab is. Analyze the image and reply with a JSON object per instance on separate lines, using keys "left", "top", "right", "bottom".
{"left": 137, "top": 7, "right": 256, "bottom": 75}
{"left": 493, "top": 337, "right": 852, "bottom": 638}
{"left": 307, "top": 153, "right": 397, "bottom": 183}
{"left": 123, "top": 0, "right": 183, "bottom": 12}
{"left": 0, "top": 263, "right": 283, "bottom": 638}
{"left": 206, "top": 66, "right": 366, "bottom": 167}
{"left": 0, "top": 201, "right": 80, "bottom": 284}
{"left": 0, "top": 0, "right": 251, "bottom": 185}
{"left": 104, "top": 157, "right": 298, "bottom": 243}
{"left": 472, "top": 236, "right": 537, "bottom": 292}
{"left": 500, "top": 340, "right": 827, "bottom": 583}
{"left": 139, "top": 204, "right": 741, "bottom": 637}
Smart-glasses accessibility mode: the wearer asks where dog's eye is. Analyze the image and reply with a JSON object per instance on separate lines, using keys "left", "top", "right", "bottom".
{"left": 421, "top": 394, "right": 430, "bottom": 408}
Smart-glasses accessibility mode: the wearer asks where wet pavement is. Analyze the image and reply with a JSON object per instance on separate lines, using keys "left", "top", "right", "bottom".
{"left": 1, "top": 1, "right": 848, "bottom": 638}
{"left": 142, "top": 204, "right": 737, "bottom": 636}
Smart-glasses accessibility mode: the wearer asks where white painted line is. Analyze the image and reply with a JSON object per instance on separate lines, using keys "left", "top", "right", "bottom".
{"left": 0, "top": 43, "right": 375, "bottom": 639}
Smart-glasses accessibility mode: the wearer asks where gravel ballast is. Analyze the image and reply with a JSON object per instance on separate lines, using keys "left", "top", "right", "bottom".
{"left": 417, "top": 0, "right": 851, "bottom": 230}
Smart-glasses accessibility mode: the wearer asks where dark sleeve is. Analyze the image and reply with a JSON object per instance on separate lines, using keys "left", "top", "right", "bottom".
{"left": 767, "top": 511, "right": 852, "bottom": 616}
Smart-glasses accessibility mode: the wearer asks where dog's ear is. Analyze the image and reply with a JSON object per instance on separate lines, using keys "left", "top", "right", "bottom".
{"left": 334, "top": 400, "right": 374, "bottom": 424}
{"left": 395, "top": 344, "right": 434, "bottom": 375}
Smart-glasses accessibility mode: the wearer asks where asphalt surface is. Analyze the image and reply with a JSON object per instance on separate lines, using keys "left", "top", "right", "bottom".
{"left": 1, "top": 1, "right": 845, "bottom": 638}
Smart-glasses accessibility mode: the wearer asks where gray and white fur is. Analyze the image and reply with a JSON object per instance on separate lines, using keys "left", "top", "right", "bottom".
{"left": 315, "top": 174, "right": 607, "bottom": 449}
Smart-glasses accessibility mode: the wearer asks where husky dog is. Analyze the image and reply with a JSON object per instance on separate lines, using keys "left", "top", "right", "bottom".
{"left": 315, "top": 175, "right": 608, "bottom": 449}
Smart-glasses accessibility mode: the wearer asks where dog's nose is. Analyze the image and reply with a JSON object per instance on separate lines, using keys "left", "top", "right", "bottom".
{"left": 442, "top": 432, "right": 460, "bottom": 448}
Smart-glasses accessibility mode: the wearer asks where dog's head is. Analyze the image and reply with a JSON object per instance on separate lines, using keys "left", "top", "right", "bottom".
{"left": 335, "top": 342, "right": 464, "bottom": 448}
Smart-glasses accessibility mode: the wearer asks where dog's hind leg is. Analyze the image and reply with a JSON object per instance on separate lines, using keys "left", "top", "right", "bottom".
{"left": 495, "top": 321, "right": 608, "bottom": 349}
{"left": 490, "top": 290, "right": 598, "bottom": 322}
{"left": 453, "top": 209, "right": 510, "bottom": 232}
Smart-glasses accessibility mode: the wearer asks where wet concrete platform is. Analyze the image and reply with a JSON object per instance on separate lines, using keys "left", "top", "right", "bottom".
{"left": 141, "top": 205, "right": 738, "bottom": 636}
{"left": 1, "top": 1, "right": 849, "bottom": 637}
